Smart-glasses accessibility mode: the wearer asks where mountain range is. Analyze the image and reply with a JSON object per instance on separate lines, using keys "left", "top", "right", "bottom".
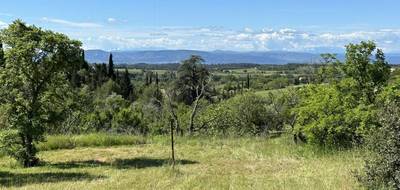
{"left": 85, "top": 50, "right": 400, "bottom": 65}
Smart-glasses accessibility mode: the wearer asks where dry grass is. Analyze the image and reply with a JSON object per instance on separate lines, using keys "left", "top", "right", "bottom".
{"left": 0, "top": 135, "right": 363, "bottom": 190}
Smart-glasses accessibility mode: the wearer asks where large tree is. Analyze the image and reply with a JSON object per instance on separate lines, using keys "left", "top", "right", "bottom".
{"left": 175, "top": 55, "right": 210, "bottom": 105}
{"left": 108, "top": 53, "right": 116, "bottom": 80}
{"left": 344, "top": 41, "right": 390, "bottom": 103}
{"left": 0, "top": 20, "right": 82, "bottom": 167}
{"left": 0, "top": 42, "right": 4, "bottom": 67}
{"left": 294, "top": 41, "right": 389, "bottom": 147}
{"left": 119, "top": 67, "right": 134, "bottom": 100}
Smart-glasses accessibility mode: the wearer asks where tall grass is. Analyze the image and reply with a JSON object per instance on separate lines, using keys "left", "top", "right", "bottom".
{"left": 37, "top": 133, "right": 147, "bottom": 151}
{"left": 0, "top": 135, "right": 363, "bottom": 189}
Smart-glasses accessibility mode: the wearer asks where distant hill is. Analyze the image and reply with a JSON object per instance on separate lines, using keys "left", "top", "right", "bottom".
{"left": 85, "top": 49, "right": 400, "bottom": 64}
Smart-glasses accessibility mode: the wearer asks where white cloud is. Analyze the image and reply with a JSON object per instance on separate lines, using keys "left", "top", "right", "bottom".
{"left": 107, "top": 18, "right": 116, "bottom": 23}
{"left": 243, "top": 27, "right": 253, "bottom": 33}
{"left": 41, "top": 17, "right": 103, "bottom": 28}
{"left": 0, "top": 20, "right": 8, "bottom": 28}
{"left": 53, "top": 25, "right": 400, "bottom": 52}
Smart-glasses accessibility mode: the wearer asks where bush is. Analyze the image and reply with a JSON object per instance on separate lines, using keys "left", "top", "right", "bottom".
{"left": 80, "top": 94, "right": 148, "bottom": 134}
{"left": 197, "top": 93, "right": 288, "bottom": 135}
{"left": 294, "top": 80, "right": 377, "bottom": 147}
{"left": 0, "top": 130, "right": 30, "bottom": 164}
{"left": 112, "top": 107, "right": 147, "bottom": 134}
{"left": 358, "top": 84, "right": 400, "bottom": 189}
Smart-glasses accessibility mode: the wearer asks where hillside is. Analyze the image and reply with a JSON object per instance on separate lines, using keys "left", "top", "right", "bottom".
{"left": 85, "top": 50, "right": 400, "bottom": 64}
{"left": 85, "top": 50, "right": 320, "bottom": 64}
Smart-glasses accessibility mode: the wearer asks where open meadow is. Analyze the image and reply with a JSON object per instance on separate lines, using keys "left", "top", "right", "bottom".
{"left": 0, "top": 135, "right": 363, "bottom": 190}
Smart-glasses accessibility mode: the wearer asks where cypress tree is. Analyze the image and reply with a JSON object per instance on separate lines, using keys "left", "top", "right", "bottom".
{"left": 81, "top": 50, "right": 89, "bottom": 70}
{"left": 149, "top": 72, "right": 153, "bottom": 84}
{"left": 108, "top": 53, "right": 116, "bottom": 80}
{"left": 121, "top": 68, "right": 133, "bottom": 100}
{"left": 0, "top": 42, "right": 4, "bottom": 67}
{"left": 155, "top": 72, "right": 159, "bottom": 86}
{"left": 145, "top": 72, "right": 149, "bottom": 86}
{"left": 246, "top": 73, "right": 250, "bottom": 89}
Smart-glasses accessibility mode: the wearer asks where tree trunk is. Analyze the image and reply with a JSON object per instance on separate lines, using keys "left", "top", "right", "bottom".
{"left": 189, "top": 98, "right": 200, "bottom": 135}
{"left": 24, "top": 134, "right": 39, "bottom": 167}
{"left": 23, "top": 90, "right": 40, "bottom": 167}
{"left": 170, "top": 119, "right": 175, "bottom": 167}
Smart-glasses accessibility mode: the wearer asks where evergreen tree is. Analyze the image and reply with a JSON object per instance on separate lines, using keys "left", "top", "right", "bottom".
{"left": 81, "top": 50, "right": 89, "bottom": 70}
{"left": 120, "top": 68, "right": 134, "bottom": 100}
{"left": 175, "top": 55, "right": 210, "bottom": 105}
{"left": 0, "top": 42, "right": 4, "bottom": 67}
{"left": 145, "top": 72, "right": 149, "bottom": 86}
{"left": 149, "top": 72, "right": 153, "bottom": 84}
{"left": 155, "top": 72, "right": 159, "bottom": 86}
{"left": 247, "top": 73, "right": 250, "bottom": 89}
{"left": 108, "top": 53, "right": 116, "bottom": 80}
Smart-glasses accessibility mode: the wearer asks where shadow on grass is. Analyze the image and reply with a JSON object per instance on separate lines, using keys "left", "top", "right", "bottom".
{"left": 0, "top": 171, "right": 104, "bottom": 187}
{"left": 50, "top": 157, "right": 198, "bottom": 169}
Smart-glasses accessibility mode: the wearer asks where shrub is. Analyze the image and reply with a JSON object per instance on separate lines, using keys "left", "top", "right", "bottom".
{"left": 0, "top": 130, "right": 29, "bottom": 163}
{"left": 112, "top": 107, "right": 147, "bottom": 134}
{"left": 294, "top": 80, "right": 377, "bottom": 147}
{"left": 358, "top": 84, "right": 400, "bottom": 189}
{"left": 197, "top": 93, "right": 288, "bottom": 135}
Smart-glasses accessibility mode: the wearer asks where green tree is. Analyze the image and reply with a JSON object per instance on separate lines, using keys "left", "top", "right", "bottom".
{"left": 0, "top": 20, "right": 82, "bottom": 166}
{"left": 119, "top": 68, "right": 134, "bottom": 100}
{"left": 344, "top": 41, "right": 390, "bottom": 103}
{"left": 358, "top": 82, "right": 400, "bottom": 189}
{"left": 294, "top": 41, "right": 389, "bottom": 147}
{"left": 316, "top": 53, "right": 343, "bottom": 84}
{"left": 175, "top": 55, "right": 210, "bottom": 105}
{"left": 0, "top": 41, "right": 4, "bottom": 67}
{"left": 108, "top": 53, "right": 116, "bottom": 80}
{"left": 294, "top": 81, "right": 376, "bottom": 147}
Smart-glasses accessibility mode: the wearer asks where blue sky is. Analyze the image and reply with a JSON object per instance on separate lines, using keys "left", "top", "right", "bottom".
{"left": 1, "top": 0, "right": 400, "bottom": 52}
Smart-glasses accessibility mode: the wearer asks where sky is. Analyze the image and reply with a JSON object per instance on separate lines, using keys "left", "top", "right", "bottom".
{"left": 1, "top": 0, "right": 400, "bottom": 52}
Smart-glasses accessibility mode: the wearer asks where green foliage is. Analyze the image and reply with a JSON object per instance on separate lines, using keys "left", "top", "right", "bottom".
{"left": 75, "top": 92, "right": 148, "bottom": 134}
{"left": 197, "top": 92, "right": 294, "bottom": 135}
{"left": 50, "top": 86, "right": 94, "bottom": 134}
{"left": 95, "top": 79, "right": 122, "bottom": 98}
{"left": 0, "top": 42, "right": 4, "bottom": 67}
{"left": 0, "top": 130, "right": 27, "bottom": 163}
{"left": 265, "top": 77, "right": 290, "bottom": 90}
{"left": 108, "top": 53, "right": 116, "bottom": 80}
{"left": 111, "top": 107, "right": 147, "bottom": 134}
{"left": 358, "top": 82, "right": 400, "bottom": 189}
{"left": 294, "top": 81, "right": 377, "bottom": 147}
{"left": 344, "top": 41, "right": 390, "bottom": 103}
{"left": 316, "top": 53, "right": 343, "bottom": 83}
{"left": 294, "top": 41, "right": 390, "bottom": 148}
{"left": 175, "top": 55, "right": 210, "bottom": 105}
{"left": 118, "top": 68, "right": 134, "bottom": 100}
{"left": 0, "top": 20, "right": 82, "bottom": 166}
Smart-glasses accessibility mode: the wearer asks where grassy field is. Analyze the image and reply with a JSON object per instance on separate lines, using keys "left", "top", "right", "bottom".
{"left": 0, "top": 135, "right": 363, "bottom": 190}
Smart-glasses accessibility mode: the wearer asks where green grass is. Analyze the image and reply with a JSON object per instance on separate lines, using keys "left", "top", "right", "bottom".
{"left": 37, "top": 133, "right": 147, "bottom": 151}
{"left": 0, "top": 135, "right": 363, "bottom": 189}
